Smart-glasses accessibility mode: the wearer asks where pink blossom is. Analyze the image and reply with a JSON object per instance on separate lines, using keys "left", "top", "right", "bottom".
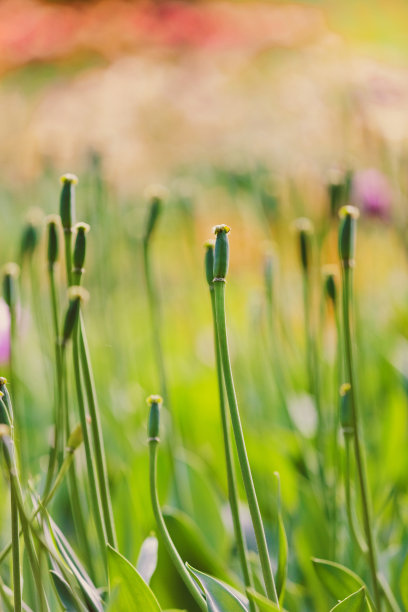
{"left": 352, "top": 168, "right": 392, "bottom": 219}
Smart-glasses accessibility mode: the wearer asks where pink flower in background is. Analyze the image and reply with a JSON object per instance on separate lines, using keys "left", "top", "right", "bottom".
{"left": 352, "top": 168, "right": 392, "bottom": 219}
{"left": 0, "top": 299, "right": 10, "bottom": 364}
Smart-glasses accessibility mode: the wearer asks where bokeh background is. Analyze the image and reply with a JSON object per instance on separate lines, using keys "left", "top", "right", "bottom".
{"left": 2, "top": 2, "right": 408, "bottom": 611}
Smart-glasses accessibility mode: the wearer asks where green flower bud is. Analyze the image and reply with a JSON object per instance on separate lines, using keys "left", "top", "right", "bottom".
{"left": 322, "top": 265, "right": 338, "bottom": 305}
{"left": 147, "top": 395, "right": 162, "bottom": 440}
{"left": 213, "top": 224, "right": 230, "bottom": 280}
{"left": 46, "top": 215, "right": 60, "bottom": 268}
{"left": 144, "top": 185, "right": 167, "bottom": 244}
{"left": 204, "top": 240, "right": 215, "bottom": 287}
{"left": 338, "top": 205, "right": 360, "bottom": 267}
{"left": 340, "top": 383, "right": 353, "bottom": 436}
{"left": 60, "top": 174, "right": 78, "bottom": 232}
{"left": 62, "top": 286, "right": 89, "bottom": 346}
{"left": 67, "top": 423, "right": 84, "bottom": 452}
{"left": 2, "top": 263, "right": 20, "bottom": 310}
{"left": 293, "top": 218, "right": 313, "bottom": 273}
{"left": 73, "top": 222, "right": 90, "bottom": 273}
{"left": 21, "top": 208, "right": 43, "bottom": 260}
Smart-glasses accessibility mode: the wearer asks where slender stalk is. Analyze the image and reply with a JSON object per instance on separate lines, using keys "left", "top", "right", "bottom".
{"left": 214, "top": 280, "right": 279, "bottom": 605}
{"left": 73, "top": 318, "right": 108, "bottom": 561}
{"left": 210, "top": 289, "right": 255, "bottom": 608}
{"left": 10, "top": 464, "right": 21, "bottom": 612}
{"left": 148, "top": 439, "right": 207, "bottom": 612}
{"left": 341, "top": 266, "right": 381, "bottom": 610}
{"left": 78, "top": 320, "right": 117, "bottom": 548}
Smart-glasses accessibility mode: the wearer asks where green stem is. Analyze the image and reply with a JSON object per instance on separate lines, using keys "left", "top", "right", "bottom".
{"left": 78, "top": 316, "right": 117, "bottom": 548}
{"left": 73, "top": 318, "right": 108, "bottom": 561}
{"left": 210, "top": 289, "right": 255, "bottom": 609}
{"left": 342, "top": 266, "right": 381, "bottom": 611}
{"left": 10, "top": 482, "right": 21, "bottom": 612}
{"left": 214, "top": 280, "right": 279, "bottom": 606}
{"left": 148, "top": 440, "right": 207, "bottom": 612}
{"left": 344, "top": 436, "right": 367, "bottom": 555}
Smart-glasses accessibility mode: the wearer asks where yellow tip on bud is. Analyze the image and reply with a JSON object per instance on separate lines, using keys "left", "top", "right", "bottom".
{"left": 75, "top": 222, "right": 90, "bottom": 234}
{"left": 292, "top": 217, "right": 313, "bottom": 234}
{"left": 340, "top": 382, "right": 351, "bottom": 397}
{"left": 204, "top": 239, "right": 215, "bottom": 248}
{"left": 339, "top": 205, "right": 360, "bottom": 220}
{"left": 67, "top": 286, "right": 89, "bottom": 303}
{"left": 147, "top": 394, "right": 163, "bottom": 406}
{"left": 60, "top": 173, "right": 79, "bottom": 185}
{"left": 2, "top": 263, "right": 20, "bottom": 278}
{"left": 213, "top": 224, "right": 230, "bottom": 235}
{"left": 144, "top": 184, "right": 168, "bottom": 202}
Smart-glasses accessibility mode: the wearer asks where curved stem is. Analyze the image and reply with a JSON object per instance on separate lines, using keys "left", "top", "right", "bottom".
{"left": 148, "top": 440, "right": 207, "bottom": 612}
{"left": 214, "top": 280, "right": 279, "bottom": 606}
{"left": 210, "top": 289, "right": 255, "bottom": 609}
{"left": 342, "top": 266, "right": 381, "bottom": 611}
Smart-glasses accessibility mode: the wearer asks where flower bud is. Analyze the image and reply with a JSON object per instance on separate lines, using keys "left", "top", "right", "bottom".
{"left": 73, "top": 222, "right": 90, "bottom": 274}
{"left": 143, "top": 185, "right": 167, "bottom": 244}
{"left": 340, "top": 383, "right": 353, "bottom": 436}
{"left": 293, "top": 218, "right": 313, "bottom": 273}
{"left": 46, "top": 215, "right": 60, "bottom": 268}
{"left": 213, "top": 224, "right": 230, "bottom": 280}
{"left": 338, "top": 206, "right": 360, "bottom": 267}
{"left": 60, "top": 174, "right": 78, "bottom": 232}
{"left": 62, "top": 286, "right": 89, "bottom": 346}
{"left": 147, "top": 395, "right": 162, "bottom": 440}
{"left": 21, "top": 208, "right": 43, "bottom": 260}
{"left": 322, "top": 265, "right": 338, "bottom": 306}
{"left": 204, "top": 240, "right": 215, "bottom": 287}
{"left": 2, "top": 263, "right": 20, "bottom": 311}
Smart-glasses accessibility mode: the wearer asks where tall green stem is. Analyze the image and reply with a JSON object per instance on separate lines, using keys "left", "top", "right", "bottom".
{"left": 214, "top": 280, "right": 279, "bottom": 606}
{"left": 342, "top": 265, "right": 381, "bottom": 610}
{"left": 210, "top": 289, "right": 255, "bottom": 608}
{"left": 148, "top": 440, "right": 207, "bottom": 612}
{"left": 78, "top": 319, "right": 117, "bottom": 548}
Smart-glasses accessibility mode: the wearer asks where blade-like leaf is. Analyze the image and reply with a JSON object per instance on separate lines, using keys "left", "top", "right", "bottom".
{"left": 186, "top": 564, "right": 248, "bottom": 612}
{"left": 137, "top": 535, "right": 159, "bottom": 584}
{"left": 330, "top": 587, "right": 372, "bottom": 611}
{"left": 312, "top": 558, "right": 374, "bottom": 608}
{"left": 399, "top": 555, "right": 408, "bottom": 611}
{"left": 50, "top": 570, "right": 86, "bottom": 612}
{"left": 107, "top": 544, "right": 162, "bottom": 612}
{"left": 247, "top": 587, "right": 288, "bottom": 611}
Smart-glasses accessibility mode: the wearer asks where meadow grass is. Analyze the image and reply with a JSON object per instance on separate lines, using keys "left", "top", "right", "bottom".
{"left": 0, "top": 166, "right": 405, "bottom": 611}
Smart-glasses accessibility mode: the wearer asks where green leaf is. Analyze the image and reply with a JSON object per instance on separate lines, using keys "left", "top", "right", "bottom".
{"left": 186, "top": 564, "right": 248, "bottom": 612}
{"left": 247, "top": 587, "right": 288, "bottom": 611}
{"left": 312, "top": 558, "right": 373, "bottom": 608}
{"left": 137, "top": 535, "right": 159, "bottom": 584}
{"left": 50, "top": 570, "right": 86, "bottom": 612}
{"left": 330, "top": 587, "right": 372, "bottom": 611}
{"left": 107, "top": 545, "right": 162, "bottom": 612}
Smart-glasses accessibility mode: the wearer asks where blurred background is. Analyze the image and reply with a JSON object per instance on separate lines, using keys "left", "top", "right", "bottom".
{"left": 2, "top": 2, "right": 408, "bottom": 610}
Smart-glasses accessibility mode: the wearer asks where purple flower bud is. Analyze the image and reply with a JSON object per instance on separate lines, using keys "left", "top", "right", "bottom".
{"left": 352, "top": 168, "right": 391, "bottom": 219}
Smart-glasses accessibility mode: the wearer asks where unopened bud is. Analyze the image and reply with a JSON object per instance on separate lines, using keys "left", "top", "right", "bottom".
{"left": 204, "top": 240, "right": 215, "bottom": 287}
{"left": 73, "top": 222, "right": 90, "bottom": 274}
{"left": 62, "top": 286, "right": 89, "bottom": 346}
{"left": 293, "top": 218, "right": 313, "bottom": 273}
{"left": 60, "top": 174, "right": 78, "bottom": 232}
{"left": 46, "top": 215, "right": 60, "bottom": 268}
{"left": 213, "top": 224, "right": 230, "bottom": 280}
{"left": 3, "top": 263, "right": 20, "bottom": 310}
{"left": 338, "top": 206, "right": 360, "bottom": 267}
{"left": 322, "top": 265, "right": 338, "bottom": 305}
{"left": 147, "top": 395, "right": 162, "bottom": 441}
{"left": 21, "top": 208, "right": 43, "bottom": 260}
{"left": 144, "top": 185, "right": 167, "bottom": 244}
